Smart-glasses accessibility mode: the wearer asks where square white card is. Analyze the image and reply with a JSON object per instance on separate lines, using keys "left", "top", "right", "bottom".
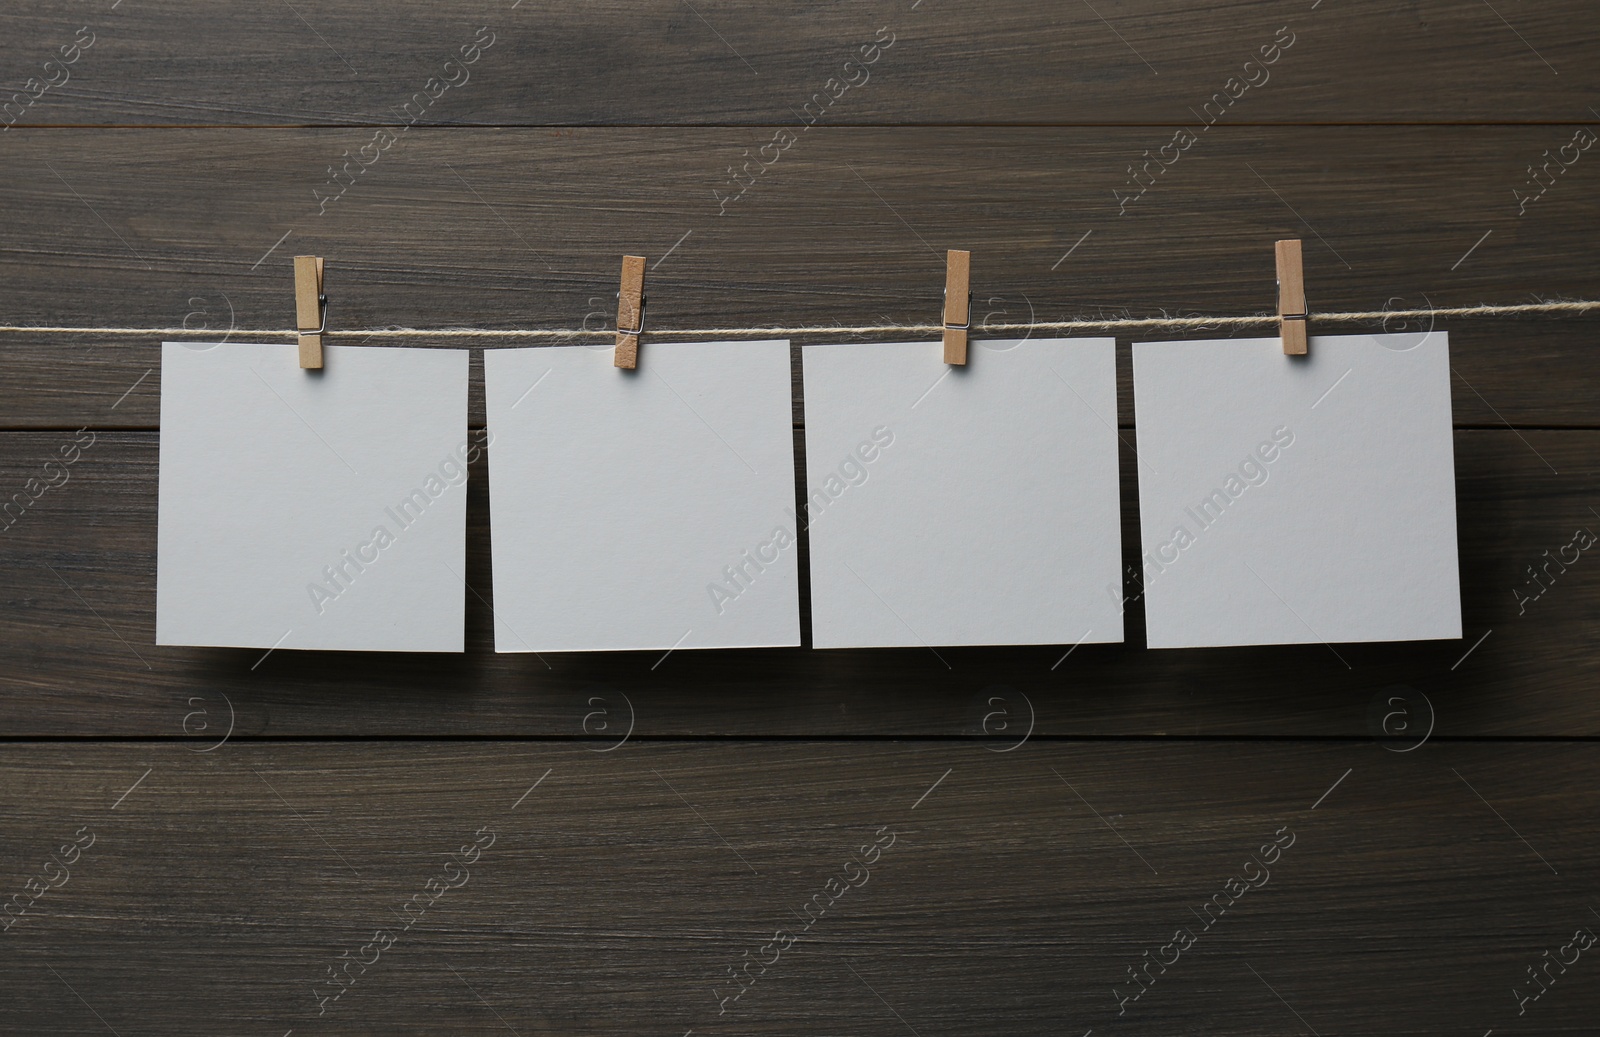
{"left": 1131, "top": 332, "right": 1462, "bottom": 649}
{"left": 801, "top": 338, "right": 1124, "bottom": 649}
{"left": 157, "top": 342, "right": 470, "bottom": 652}
{"left": 484, "top": 341, "right": 800, "bottom": 653}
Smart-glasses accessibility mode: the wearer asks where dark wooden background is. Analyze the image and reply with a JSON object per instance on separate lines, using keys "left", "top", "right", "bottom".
{"left": 2, "top": 1, "right": 1598, "bottom": 1033}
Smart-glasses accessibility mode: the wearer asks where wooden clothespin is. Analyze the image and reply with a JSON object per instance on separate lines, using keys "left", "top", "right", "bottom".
{"left": 1275, "top": 239, "right": 1307, "bottom": 356}
{"left": 942, "top": 249, "right": 972, "bottom": 365}
{"left": 614, "top": 255, "right": 646, "bottom": 369}
{"left": 293, "top": 255, "right": 327, "bottom": 369}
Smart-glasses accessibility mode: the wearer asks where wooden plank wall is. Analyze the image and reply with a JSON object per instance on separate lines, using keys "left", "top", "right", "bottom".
{"left": 1, "top": 1, "right": 1597, "bottom": 1033}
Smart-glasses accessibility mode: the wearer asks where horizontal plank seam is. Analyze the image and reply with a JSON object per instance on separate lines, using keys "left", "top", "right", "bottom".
{"left": 1, "top": 425, "right": 1592, "bottom": 433}
{"left": 6, "top": 121, "right": 1600, "bottom": 130}
{"left": 0, "top": 425, "right": 1594, "bottom": 434}
{"left": 3, "top": 735, "right": 1600, "bottom": 744}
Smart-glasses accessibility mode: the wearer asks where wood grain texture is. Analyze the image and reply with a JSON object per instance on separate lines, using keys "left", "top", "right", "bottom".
{"left": 613, "top": 254, "right": 645, "bottom": 368}
{"left": 1, "top": 741, "right": 1597, "bottom": 1036}
{"left": 1274, "top": 238, "right": 1306, "bottom": 354}
{"left": 293, "top": 254, "right": 325, "bottom": 368}
{"left": 941, "top": 248, "right": 970, "bottom": 363}
{"left": 4, "top": 323, "right": 1599, "bottom": 433}
{"left": 2, "top": 0, "right": 1598, "bottom": 1028}
{"left": 0, "top": 127, "right": 1596, "bottom": 430}
{"left": 1, "top": 430, "right": 1593, "bottom": 737}
{"left": 0, "top": 1, "right": 1595, "bottom": 125}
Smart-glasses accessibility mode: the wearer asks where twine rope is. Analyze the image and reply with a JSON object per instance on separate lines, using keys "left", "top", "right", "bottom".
{"left": 0, "top": 300, "right": 1595, "bottom": 340}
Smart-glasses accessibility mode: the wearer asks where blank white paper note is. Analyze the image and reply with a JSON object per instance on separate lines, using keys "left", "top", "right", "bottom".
{"left": 157, "top": 342, "right": 470, "bottom": 652}
{"left": 1131, "top": 332, "right": 1461, "bottom": 649}
{"left": 801, "top": 338, "right": 1124, "bottom": 649}
{"left": 484, "top": 340, "right": 800, "bottom": 653}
